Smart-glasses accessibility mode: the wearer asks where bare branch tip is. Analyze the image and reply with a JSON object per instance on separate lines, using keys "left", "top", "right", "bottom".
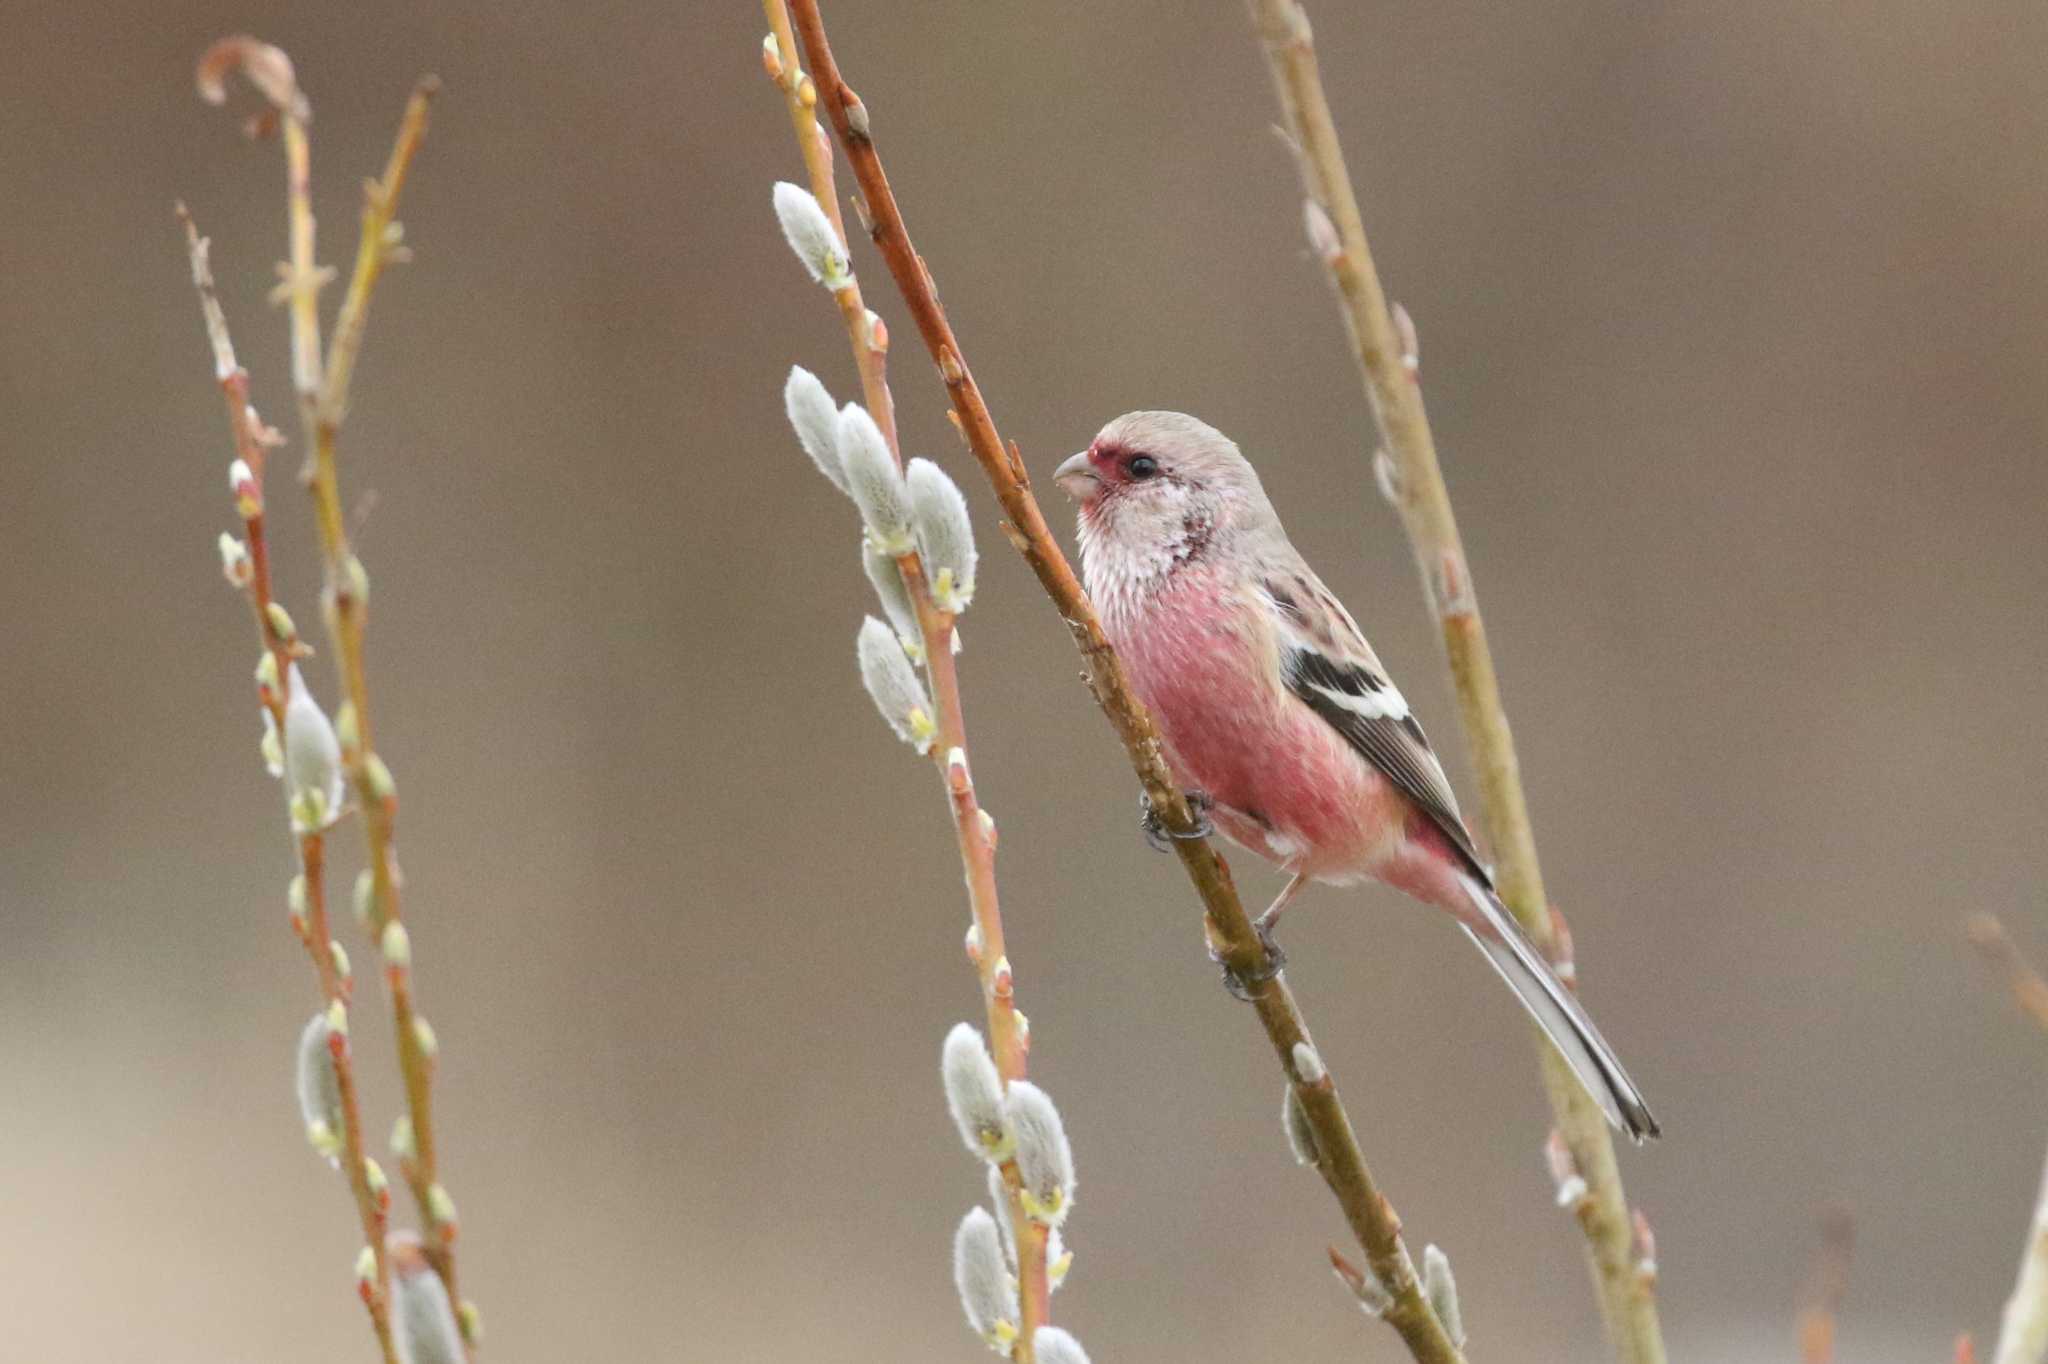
{"left": 196, "top": 35, "right": 310, "bottom": 122}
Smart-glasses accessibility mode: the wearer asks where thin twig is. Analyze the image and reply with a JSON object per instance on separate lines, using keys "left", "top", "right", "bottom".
{"left": 278, "top": 74, "right": 462, "bottom": 1314}
{"left": 180, "top": 199, "right": 399, "bottom": 1364}
{"left": 1243, "top": 3, "right": 1668, "bottom": 1359}
{"left": 193, "top": 43, "right": 466, "bottom": 1352}
{"left": 780, "top": 5, "right": 1460, "bottom": 1359}
{"left": 761, "top": 4, "right": 1051, "bottom": 1344}
{"left": 1968, "top": 915, "right": 2048, "bottom": 1032}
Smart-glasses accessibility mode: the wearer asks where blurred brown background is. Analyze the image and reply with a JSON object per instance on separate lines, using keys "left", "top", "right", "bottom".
{"left": 3, "top": 0, "right": 2044, "bottom": 1359}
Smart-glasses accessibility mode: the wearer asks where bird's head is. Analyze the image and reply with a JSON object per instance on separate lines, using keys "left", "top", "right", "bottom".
{"left": 1055, "top": 412, "right": 1278, "bottom": 583}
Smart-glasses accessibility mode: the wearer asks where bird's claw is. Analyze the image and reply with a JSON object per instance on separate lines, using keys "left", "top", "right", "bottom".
{"left": 1141, "top": 789, "right": 1214, "bottom": 853}
{"left": 1214, "top": 914, "right": 1288, "bottom": 1001}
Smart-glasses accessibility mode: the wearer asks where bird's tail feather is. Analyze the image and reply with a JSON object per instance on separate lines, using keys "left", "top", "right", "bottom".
{"left": 1457, "top": 875, "right": 1660, "bottom": 1143}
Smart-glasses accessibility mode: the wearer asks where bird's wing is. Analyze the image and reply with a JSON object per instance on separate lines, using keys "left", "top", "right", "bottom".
{"left": 1260, "top": 570, "right": 1489, "bottom": 881}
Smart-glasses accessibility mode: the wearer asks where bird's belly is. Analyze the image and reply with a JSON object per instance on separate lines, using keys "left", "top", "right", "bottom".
{"left": 1120, "top": 603, "right": 1404, "bottom": 880}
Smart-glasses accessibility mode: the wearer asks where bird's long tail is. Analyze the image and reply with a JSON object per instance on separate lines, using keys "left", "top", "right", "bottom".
{"left": 1457, "top": 874, "right": 1661, "bottom": 1142}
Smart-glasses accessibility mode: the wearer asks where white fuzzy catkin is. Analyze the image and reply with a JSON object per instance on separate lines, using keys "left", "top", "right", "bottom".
{"left": 1423, "top": 1243, "right": 1465, "bottom": 1347}
{"left": 942, "top": 1023, "right": 1012, "bottom": 1161}
{"left": 1032, "top": 1327, "right": 1093, "bottom": 1364}
{"left": 1004, "top": 1080, "right": 1075, "bottom": 1226}
{"left": 783, "top": 366, "right": 850, "bottom": 494}
{"left": 862, "top": 539, "right": 924, "bottom": 660}
{"left": 770, "top": 181, "right": 850, "bottom": 288}
{"left": 837, "top": 404, "right": 914, "bottom": 553}
{"left": 282, "top": 664, "right": 344, "bottom": 829}
{"left": 388, "top": 1233, "right": 466, "bottom": 1364}
{"left": 856, "top": 616, "right": 935, "bottom": 753}
{"left": 906, "top": 457, "right": 976, "bottom": 612}
{"left": 296, "top": 1010, "right": 343, "bottom": 1163}
{"left": 952, "top": 1207, "right": 1019, "bottom": 1351}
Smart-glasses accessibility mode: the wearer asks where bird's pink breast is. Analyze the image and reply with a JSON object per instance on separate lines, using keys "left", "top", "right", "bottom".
{"left": 1108, "top": 571, "right": 1409, "bottom": 882}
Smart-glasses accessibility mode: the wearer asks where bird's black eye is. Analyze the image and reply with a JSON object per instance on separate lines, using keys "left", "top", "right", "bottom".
{"left": 1128, "top": 454, "right": 1160, "bottom": 481}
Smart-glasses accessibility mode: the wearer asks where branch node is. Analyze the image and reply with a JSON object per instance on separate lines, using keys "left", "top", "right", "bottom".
{"left": 1631, "top": 1209, "right": 1659, "bottom": 1287}
{"left": 1329, "top": 1246, "right": 1394, "bottom": 1318}
{"left": 844, "top": 90, "right": 872, "bottom": 140}
{"left": 1303, "top": 198, "right": 1342, "bottom": 264}
{"left": 1371, "top": 447, "right": 1403, "bottom": 507}
{"left": 1545, "top": 1129, "right": 1591, "bottom": 1212}
{"left": 1547, "top": 903, "right": 1578, "bottom": 989}
{"left": 1431, "top": 549, "right": 1475, "bottom": 620}
{"left": 1391, "top": 301, "right": 1420, "bottom": 376}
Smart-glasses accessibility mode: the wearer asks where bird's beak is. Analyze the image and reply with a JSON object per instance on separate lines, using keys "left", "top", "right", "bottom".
{"left": 1054, "top": 450, "right": 1101, "bottom": 501}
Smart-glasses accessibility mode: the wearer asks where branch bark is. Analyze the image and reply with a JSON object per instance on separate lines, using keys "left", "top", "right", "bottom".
{"left": 1242, "top": 4, "right": 1667, "bottom": 1360}
{"left": 779, "top": 4, "right": 1461, "bottom": 1359}
{"left": 762, "top": 4, "right": 1053, "bottom": 1344}
{"left": 289, "top": 78, "right": 467, "bottom": 1318}
{"left": 190, "top": 43, "right": 468, "bottom": 1355}
{"left": 180, "top": 201, "right": 400, "bottom": 1364}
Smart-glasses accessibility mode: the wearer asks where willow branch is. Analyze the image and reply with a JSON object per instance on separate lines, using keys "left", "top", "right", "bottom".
{"left": 1244, "top": 3, "right": 1667, "bottom": 1359}
{"left": 290, "top": 75, "right": 468, "bottom": 1323}
{"left": 180, "top": 202, "right": 399, "bottom": 1364}
{"left": 195, "top": 43, "right": 468, "bottom": 1346}
{"left": 761, "top": 4, "right": 1052, "bottom": 1343}
{"left": 300, "top": 830, "right": 400, "bottom": 1360}
{"left": 781, "top": 4, "right": 1458, "bottom": 1358}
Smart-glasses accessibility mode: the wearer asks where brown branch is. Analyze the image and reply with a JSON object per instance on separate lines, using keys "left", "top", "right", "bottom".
{"left": 1244, "top": 3, "right": 1668, "bottom": 1359}
{"left": 284, "top": 74, "right": 469, "bottom": 1329}
{"left": 180, "top": 203, "right": 398, "bottom": 1364}
{"left": 192, "top": 45, "right": 468, "bottom": 1354}
{"left": 780, "top": 4, "right": 1459, "bottom": 1359}
{"left": 761, "top": 4, "right": 1051, "bottom": 1344}
{"left": 300, "top": 830, "right": 400, "bottom": 1362}
{"left": 1968, "top": 915, "right": 2048, "bottom": 1032}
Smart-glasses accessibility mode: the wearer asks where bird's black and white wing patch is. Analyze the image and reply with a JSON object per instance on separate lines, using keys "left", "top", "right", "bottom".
{"left": 1263, "top": 575, "right": 1489, "bottom": 881}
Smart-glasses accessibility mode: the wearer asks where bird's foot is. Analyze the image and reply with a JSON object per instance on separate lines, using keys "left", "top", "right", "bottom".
{"left": 1214, "top": 913, "right": 1288, "bottom": 1002}
{"left": 1141, "top": 789, "right": 1214, "bottom": 853}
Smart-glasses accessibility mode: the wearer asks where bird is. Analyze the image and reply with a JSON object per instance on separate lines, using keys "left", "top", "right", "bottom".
{"left": 1054, "top": 410, "right": 1659, "bottom": 1141}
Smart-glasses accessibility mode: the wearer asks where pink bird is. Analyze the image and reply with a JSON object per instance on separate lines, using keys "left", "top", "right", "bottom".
{"left": 1056, "top": 411, "right": 1659, "bottom": 1141}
